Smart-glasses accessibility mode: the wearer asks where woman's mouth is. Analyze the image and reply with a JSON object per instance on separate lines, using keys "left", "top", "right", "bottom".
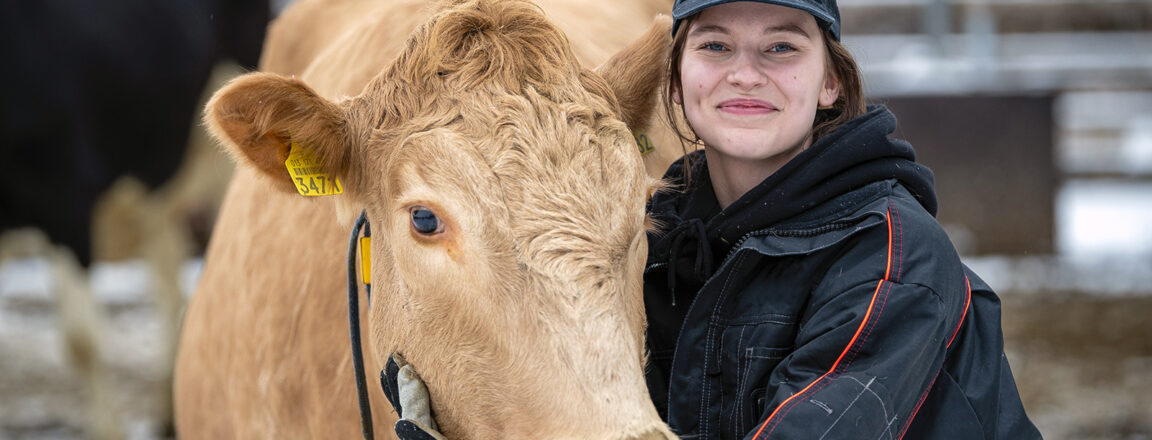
{"left": 718, "top": 99, "right": 775, "bottom": 115}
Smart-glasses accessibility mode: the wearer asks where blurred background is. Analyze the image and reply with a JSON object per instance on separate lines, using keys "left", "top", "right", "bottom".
{"left": 0, "top": 0, "right": 1149, "bottom": 438}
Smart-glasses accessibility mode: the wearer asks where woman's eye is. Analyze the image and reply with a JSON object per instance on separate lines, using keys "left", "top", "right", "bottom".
{"left": 410, "top": 207, "right": 442, "bottom": 235}
{"left": 767, "top": 43, "right": 796, "bottom": 53}
{"left": 701, "top": 42, "right": 727, "bottom": 52}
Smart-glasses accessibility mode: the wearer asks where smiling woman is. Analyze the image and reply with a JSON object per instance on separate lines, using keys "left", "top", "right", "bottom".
{"left": 641, "top": 0, "right": 1043, "bottom": 439}
{"left": 674, "top": 2, "right": 840, "bottom": 206}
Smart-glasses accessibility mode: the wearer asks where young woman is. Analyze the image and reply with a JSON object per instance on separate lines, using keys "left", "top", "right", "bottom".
{"left": 643, "top": 0, "right": 1042, "bottom": 438}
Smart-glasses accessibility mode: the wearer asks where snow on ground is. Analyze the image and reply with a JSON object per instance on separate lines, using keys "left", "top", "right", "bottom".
{"left": 0, "top": 259, "right": 201, "bottom": 440}
{"left": 0, "top": 252, "right": 1149, "bottom": 439}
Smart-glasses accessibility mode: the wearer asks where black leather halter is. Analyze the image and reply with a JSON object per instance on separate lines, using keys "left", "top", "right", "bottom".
{"left": 347, "top": 210, "right": 376, "bottom": 439}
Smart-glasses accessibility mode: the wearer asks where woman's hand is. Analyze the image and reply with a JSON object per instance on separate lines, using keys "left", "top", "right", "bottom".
{"left": 382, "top": 354, "right": 448, "bottom": 440}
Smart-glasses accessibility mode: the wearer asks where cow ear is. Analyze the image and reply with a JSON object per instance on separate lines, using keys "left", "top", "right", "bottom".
{"left": 594, "top": 15, "right": 672, "bottom": 131}
{"left": 205, "top": 72, "right": 352, "bottom": 194}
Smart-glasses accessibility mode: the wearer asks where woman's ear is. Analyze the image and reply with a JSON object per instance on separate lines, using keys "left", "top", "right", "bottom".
{"left": 819, "top": 70, "right": 840, "bottom": 108}
{"left": 671, "top": 81, "right": 682, "bottom": 106}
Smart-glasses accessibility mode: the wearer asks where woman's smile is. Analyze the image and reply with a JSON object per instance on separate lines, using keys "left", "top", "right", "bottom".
{"left": 717, "top": 98, "right": 776, "bottom": 116}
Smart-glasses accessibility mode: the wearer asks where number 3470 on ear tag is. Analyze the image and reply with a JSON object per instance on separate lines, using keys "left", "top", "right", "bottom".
{"left": 285, "top": 142, "right": 343, "bottom": 196}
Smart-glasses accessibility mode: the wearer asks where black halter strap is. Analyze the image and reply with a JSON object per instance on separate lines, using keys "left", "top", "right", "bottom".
{"left": 348, "top": 210, "right": 375, "bottom": 439}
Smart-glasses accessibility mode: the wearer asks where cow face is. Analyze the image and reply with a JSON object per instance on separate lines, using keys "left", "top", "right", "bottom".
{"left": 204, "top": 1, "right": 674, "bottom": 438}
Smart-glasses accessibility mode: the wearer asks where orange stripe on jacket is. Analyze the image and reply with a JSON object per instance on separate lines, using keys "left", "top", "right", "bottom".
{"left": 749, "top": 206, "right": 895, "bottom": 439}
{"left": 947, "top": 276, "right": 972, "bottom": 348}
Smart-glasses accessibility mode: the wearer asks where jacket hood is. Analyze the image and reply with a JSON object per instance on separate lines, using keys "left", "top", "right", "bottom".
{"left": 648, "top": 105, "right": 936, "bottom": 289}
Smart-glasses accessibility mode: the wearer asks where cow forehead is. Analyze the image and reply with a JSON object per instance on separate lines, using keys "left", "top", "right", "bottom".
{"left": 397, "top": 91, "right": 645, "bottom": 195}
{"left": 359, "top": 0, "right": 653, "bottom": 252}
{"left": 489, "top": 97, "right": 649, "bottom": 259}
{"left": 379, "top": 89, "right": 649, "bottom": 247}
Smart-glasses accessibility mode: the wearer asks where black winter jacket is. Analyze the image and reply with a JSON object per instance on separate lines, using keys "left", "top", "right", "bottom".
{"left": 643, "top": 106, "right": 1041, "bottom": 439}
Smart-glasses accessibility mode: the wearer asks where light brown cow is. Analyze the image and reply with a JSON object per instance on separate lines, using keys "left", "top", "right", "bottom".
{"left": 174, "top": 0, "right": 679, "bottom": 438}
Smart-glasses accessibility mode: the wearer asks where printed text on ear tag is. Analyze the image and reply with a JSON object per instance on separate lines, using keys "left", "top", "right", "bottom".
{"left": 634, "top": 131, "right": 656, "bottom": 156}
{"left": 285, "top": 142, "right": 343, "bottom": 196}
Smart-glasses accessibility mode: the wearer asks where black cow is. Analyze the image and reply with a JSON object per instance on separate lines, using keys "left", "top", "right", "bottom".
{"left": 0, "top": 1, "right": 269, "bottom": 437}
{"left": 0, "top": 0, "right": 269, "bottom": 265}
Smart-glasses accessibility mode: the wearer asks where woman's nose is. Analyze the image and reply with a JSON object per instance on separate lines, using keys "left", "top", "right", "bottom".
{"left": 727, "top": 50, "right": 766, "bottom": 89}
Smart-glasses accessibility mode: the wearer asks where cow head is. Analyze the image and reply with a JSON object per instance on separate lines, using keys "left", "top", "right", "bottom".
{"left": 204, "top": 1, "right": 673, "bottom": 438}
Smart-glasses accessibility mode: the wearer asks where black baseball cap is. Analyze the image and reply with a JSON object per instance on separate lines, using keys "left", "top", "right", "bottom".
{"left": 672, "top": 0, "right": 841, "bottom": 41}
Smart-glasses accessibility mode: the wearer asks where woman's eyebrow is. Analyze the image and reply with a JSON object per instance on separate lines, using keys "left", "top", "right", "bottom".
{"left": 689, "top": 24, "right": 730, "bottom": 37}
{"left": 763, "top": 23, "right": 810, "bottom": 38}
{"left": 689, "top": 22, "right": 811, "bottom": 38}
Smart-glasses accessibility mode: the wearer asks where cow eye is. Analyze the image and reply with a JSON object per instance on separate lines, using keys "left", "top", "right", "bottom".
{"left": 410, "top": 206, "right": 443, "bottom": 235}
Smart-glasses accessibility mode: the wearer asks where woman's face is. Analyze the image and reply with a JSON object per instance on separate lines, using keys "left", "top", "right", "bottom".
{"left": 677, "top": 1, "right": 839, "bottom": 173}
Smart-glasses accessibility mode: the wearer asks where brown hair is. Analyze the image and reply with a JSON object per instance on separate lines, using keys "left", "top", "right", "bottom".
{"left": 662, "top": 14, "right": 867, "bottom": 182}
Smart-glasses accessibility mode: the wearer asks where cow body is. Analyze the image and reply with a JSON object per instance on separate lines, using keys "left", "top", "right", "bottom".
{"left": 174, "top": 1, "right": 679, "bottom": 438}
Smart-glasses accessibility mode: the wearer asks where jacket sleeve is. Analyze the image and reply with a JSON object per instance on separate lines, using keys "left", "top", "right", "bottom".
{"left": 743, "top": 277, "right": 969, "bottom": 440}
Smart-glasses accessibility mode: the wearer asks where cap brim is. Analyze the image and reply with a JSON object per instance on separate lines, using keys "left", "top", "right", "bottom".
{"left": 672, "top": 0, "right": 838, "bottom": 38}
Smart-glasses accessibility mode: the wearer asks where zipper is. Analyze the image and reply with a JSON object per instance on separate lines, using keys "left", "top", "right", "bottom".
{"left": 644, "top": 261, "right": 668, "bottom": 275}
{"left": 644, "top": 219, "right": 860, "bottom": 276}
{"left": 719, "top": 220, "right": 859, "bottom": 262}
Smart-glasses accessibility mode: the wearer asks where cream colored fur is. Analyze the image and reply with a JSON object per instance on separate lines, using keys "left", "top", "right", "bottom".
{"left": 174, "top": 1, "right": 680, "bottom": 438}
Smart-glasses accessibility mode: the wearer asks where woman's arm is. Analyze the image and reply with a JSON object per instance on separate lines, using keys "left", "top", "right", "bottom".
{"left": 744, "top": 275, "right": 970, "bottom": 440}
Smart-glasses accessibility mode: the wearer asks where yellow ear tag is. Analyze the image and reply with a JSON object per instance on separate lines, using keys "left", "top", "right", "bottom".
{"left": 359, "top": 236, "right": 371, "bottom": 284}
{"left": 633, "top": 131, "right": 655, "bottom": 156}
{"left": 285, "top": 142, "right": 343, "bottom": 196}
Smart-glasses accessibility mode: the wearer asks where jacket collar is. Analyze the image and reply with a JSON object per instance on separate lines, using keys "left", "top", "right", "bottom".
{"left": 647, "top": 106, "right": 937, "bottom": 286}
